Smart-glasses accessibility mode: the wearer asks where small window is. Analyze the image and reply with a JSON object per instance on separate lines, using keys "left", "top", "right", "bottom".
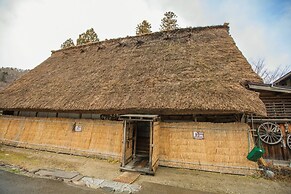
{"left": 2, "top": 110, "right": 14, "bottom": 115}
{"left": 92, "top": 114, "right": 101, "bottom": 119}
{"left": 81, "top": 113, "right": 92, "bottom": 119}
{"left": 38, "top": 112, "right": 48, "bottom": 117}
{"left": 19, "top": 111, "right": 36, "bottom": 117}
{"left": 47, "top": 112, "right": 57, "bottom": 118}
{"left": 58, "top": 113, "right": 80, "bottom": 119}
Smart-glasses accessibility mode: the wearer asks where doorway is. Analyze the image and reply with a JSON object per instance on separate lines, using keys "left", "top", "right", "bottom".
{"left": 126, "top": 121, "right": 150, "bottom": 172}
{"left": 120, "top": 114, "right": 159, "bottom": 175}
{"left": 135, "top": 122, "right": 150, "bottom": 158}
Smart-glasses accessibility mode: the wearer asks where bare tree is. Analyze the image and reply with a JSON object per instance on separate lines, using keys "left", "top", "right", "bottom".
{"left": 268, "top": 65, "right": 290, "bottom": 83}
{"left": 251, "top": 59, "right": 268, "bottom": 81}
{"left": 251, "top": 59, "right": 291, "bottom": 84}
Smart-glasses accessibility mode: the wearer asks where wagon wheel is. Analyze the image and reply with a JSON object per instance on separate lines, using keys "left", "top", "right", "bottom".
{"left": 287, "top": 134, "right": 291, "bottom": 150}
{"left": 258, "top": 122, "right": 282, "bottom": 145}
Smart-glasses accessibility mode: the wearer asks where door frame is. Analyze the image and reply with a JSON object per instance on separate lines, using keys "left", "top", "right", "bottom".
{"left": 119, "top": 114, "right": 159, "bottom": 173}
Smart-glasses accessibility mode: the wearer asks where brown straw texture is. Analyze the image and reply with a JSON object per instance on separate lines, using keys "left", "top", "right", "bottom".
{"left": 0, "top": 25, "right": 266, "bottom": 116}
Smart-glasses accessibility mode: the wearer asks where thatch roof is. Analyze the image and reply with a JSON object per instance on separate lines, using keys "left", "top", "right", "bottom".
{"left": 0, "top": 25, "right": 266, "bottom": 116}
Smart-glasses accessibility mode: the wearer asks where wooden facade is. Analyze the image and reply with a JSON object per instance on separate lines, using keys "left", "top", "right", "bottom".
{"left": 248, "top": 73, "right": 291, "bottom": 163}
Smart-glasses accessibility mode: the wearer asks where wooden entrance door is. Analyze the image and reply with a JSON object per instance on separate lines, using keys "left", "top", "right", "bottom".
{"left": 121, "top": 121, "right": 134, "bottom": 167}
{"left": 150, "top": 121, "right": 159, "bottom": 172}
{"left": 120, "top": 115, "right": 160, "bottom": 174}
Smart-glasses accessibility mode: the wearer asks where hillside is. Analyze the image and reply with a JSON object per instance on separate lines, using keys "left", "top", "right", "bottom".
{"left": 0, "top": 67, "right": 29, "bottom": 90}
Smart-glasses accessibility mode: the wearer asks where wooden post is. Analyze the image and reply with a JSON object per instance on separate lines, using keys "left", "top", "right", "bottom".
{"left": 241, "top": 114, "right": 246, "bottom": 123}
{"left": 121, "top": 120, "right": 127, "bottom": 167}
{"left": 133, "top": 123, "right": 137, "bottom": 159}
{"left": 149, "top": 121, "right": 153, "bottom": 171}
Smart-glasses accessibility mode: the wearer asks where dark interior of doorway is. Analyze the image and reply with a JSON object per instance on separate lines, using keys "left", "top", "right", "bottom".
{"left": 125, "top": 121, "right": 151, "bottom": 173}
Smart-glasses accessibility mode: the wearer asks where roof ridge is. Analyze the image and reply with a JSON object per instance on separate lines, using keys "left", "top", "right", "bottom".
{"left": 51, "top": 24, "right": 229, "bottom": 54}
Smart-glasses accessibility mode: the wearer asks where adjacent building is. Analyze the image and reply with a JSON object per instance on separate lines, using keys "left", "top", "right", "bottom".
{"left": 248, "top": 71, "right": 291, "bottom": 164}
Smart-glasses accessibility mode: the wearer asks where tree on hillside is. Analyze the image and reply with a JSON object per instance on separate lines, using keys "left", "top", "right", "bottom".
{"left": 160, "top": 11, "right": 179, "bottom": 31}
{"left": 0, "top": 68, "right": 29, "bottom": 91}
{"left": 76, "top": 28, "right": 99, "bottom": 46}
{"left": 251, "top": 59, "right": 291, "bottom": 84}
{"left": 0, "top": 71, "right": 8, "bottom": 82}
{"left": 61, "top": 38, "right": 75, "bottom": 49}
{"left": 136, "top": 20, "right": 152, "bottom": 35}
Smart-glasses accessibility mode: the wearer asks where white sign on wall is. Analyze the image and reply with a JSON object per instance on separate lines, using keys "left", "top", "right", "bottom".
{"left": 74, "top": 124, "right": 82, "bottom": 132}
{"left": 193, "top": 131, "right": 204, "bottom": 140}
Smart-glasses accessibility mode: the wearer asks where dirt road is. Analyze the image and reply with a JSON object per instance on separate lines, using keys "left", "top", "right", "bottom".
{"left": 0, "top": 170, "right": 104, "bottom": 194}
{"left": 0, "top": 145, "right": 290, "bottom": 194}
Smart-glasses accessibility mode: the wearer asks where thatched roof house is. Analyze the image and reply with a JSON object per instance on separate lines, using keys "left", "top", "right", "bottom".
{"left": 1, "top": 25, "right": 269, "bottom": 175}
{"left": 0, "top": 25, "right": 266, "bottom": 116}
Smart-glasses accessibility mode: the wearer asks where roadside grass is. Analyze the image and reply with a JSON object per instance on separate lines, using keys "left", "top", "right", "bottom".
{"left": 5, "top": 167, "right": 22, "bottom": 174}
{"left": 0, "top": 149, "right": 30, "bottom": 165}
{"left": 0, "top": 148, "right": 76, "bottom": 171}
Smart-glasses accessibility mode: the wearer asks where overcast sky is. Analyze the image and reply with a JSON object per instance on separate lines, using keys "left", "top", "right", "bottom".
{"left": 0, "top": 0, "right": 290, "bottom": 71}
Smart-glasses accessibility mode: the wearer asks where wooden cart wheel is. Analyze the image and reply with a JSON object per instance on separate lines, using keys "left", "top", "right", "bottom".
{"left": 258, "top": 122, "right": 282, "bottom": 145}
{"left": 287, "top": 134, "right": 291, "bottom": 150}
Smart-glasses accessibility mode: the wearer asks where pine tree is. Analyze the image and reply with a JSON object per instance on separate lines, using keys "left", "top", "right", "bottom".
{"left": 61, "top": 38, "right": 75, "bottom": 49}
{"left": 76, "top": 28, "right": 99, "bottom": 46}
{"left": 136, "top": 20, "right": 152, "bottom": 35}
{"left": 77, "top": 33, "right": 87, "bottom": 46}
{"left": 160, "top": 11, "right": 179, "bottom": 31}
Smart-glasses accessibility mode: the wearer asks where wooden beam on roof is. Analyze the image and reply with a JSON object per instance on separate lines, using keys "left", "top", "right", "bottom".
{"left": 248, "top": 83, "right": 291, "bottom": 94}
{"left": 248, "top": 118, "right": 291, "bottom": 123}
{"left": 119, "top": 114, "right": 159, "bottom": 121}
